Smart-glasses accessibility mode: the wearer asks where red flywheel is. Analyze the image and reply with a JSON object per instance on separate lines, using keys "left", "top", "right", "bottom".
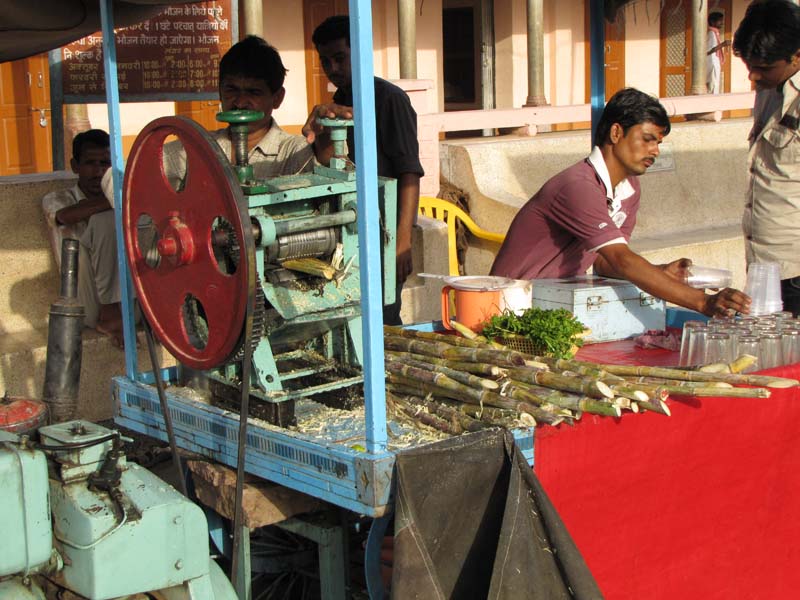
{"left": 122, "top": 117, "right": 255, "bottom": 370}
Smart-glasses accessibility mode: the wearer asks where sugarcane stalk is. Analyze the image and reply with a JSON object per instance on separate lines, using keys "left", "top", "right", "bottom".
{"left": 663, "top": 386, "right": 771, "bottom": 398}
{"left": 386, "top": 355, "right": 498, "bottom": 390}
{"left": 384, "top": 334, "right": 526, "bottom": 367}
{"left": 631, "top": 377, "right": 733, "bottom": 389}
{"left": 388, "top": 393, "right": 459, "bottom": 434}
{"left": 605, "top": 383, "right": 653, "bottom": 402}
{"left": 528, "top": 356, "right": 627, "bottom": 382}
{"left": 282, "top": 257, "right": 336, "bottom": 279}
{"left": 386, "top": 372, "right": 563, "bottom": 425}
{"left": 384, "top": 325, "right": 488, "bottom": 349}
{"left": 506, "top": 380, "right": 621, "bottom": 417}
{"left": 632, "top": 398, "right": 671, "bottom": 416}
{"left": 386, "top": 350, "right": 506, "bottom": 378}
{"left": 506, "top": 367, "right": 614, "bottom": 399}
{"left": 595, "top": 363, "right": 799, "bottom": 388}
{"left": 417, "top": 397, "right": 491, "bottom": 432}
{"left": 437, "top": 398, "right": 525, "bottom": 427}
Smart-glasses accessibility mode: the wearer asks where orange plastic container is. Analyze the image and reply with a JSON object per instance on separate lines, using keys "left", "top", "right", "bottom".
{"left": 441, "top": 276, "right": 525, "bottom": 332}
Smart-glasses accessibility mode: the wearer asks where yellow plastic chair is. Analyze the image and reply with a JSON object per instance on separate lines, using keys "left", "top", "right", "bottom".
{"left": 417, "top": 196, "right": 505, "bottom": 276}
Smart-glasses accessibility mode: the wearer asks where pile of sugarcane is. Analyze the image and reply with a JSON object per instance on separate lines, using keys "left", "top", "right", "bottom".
{"left": 383, "top": 325, "right": 799, "bottom": 433}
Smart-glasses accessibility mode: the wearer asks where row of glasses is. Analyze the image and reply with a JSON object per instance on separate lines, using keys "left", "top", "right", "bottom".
{"left": 678, "top": 313, "right": 800, "bottom": 371}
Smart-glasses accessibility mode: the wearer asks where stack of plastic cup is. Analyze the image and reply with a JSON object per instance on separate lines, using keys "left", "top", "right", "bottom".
{"left": 744, "top": 262, "right": 783, "bottom": 316}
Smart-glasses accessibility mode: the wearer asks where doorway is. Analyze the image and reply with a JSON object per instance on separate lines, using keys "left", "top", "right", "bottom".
{"left": 302, "top": 0, "right": 349, "bottom": 114}
{"left": 0, "top": 54, "right": 53, "bottom": 175}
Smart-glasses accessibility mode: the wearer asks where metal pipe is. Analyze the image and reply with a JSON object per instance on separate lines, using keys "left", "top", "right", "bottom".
{"left": 43, "top": 239, "right": 84, "bottom": 423}
{"left": 241, "top": 0, "right": 263, "bottom": 37}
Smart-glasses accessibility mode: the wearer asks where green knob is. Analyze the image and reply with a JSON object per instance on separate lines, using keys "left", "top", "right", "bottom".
{"left": 318, "top": 117, "right": 354, "bottom": 127}
{"left": 216, "top": 110, "right": 264, "bottom": 124}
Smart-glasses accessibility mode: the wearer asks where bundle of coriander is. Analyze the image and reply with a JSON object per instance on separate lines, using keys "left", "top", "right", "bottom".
{"left": 481, "top": 307, "right": 586, "bottom": 359}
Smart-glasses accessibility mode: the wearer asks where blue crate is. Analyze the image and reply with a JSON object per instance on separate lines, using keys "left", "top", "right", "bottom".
{"left": 113, "top": 377, "right": 535, "bottom": 515}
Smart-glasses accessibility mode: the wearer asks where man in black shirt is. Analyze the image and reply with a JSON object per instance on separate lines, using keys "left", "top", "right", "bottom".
{"left": 304, "top": 15, "right": 424, "bottom": 325}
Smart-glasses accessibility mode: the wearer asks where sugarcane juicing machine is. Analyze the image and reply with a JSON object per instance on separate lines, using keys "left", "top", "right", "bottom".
{"left": 114, "top": 111, "right": 400, "bottom": 514}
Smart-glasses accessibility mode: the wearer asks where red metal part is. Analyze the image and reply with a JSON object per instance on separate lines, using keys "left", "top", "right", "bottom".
{"left": 123, "top": 117, "right": 252, "bottom": 369}
{"left": 0, "top": 397, "right": 48, "bottom": 434}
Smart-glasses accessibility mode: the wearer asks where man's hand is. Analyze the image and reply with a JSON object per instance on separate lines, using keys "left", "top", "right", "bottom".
{"left": 302, "top": 103, "right": 353, "bottom": 144}
{"left": 395, "top": 228, "right": 413, "bottom": 284}
{"left": 660, "top": 258, "right": 692, "bottom": 283}
{"left": 701, "top": 287, "right": 752, "bottom": 318}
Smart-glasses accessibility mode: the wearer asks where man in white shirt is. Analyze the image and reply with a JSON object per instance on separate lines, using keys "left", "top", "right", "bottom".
{"left": 42, "top": 129, "right": 121, "bottom": 341}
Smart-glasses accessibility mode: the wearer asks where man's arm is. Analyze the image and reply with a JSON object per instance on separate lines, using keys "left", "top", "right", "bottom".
{"left": 594, "top": 243, "right": 750, "bottom": 317}
{"left": 395, "top": 173, "right": 420, "bottom": 284}
{"left": 55, "top": 197, "right": 111, "bottom": 226}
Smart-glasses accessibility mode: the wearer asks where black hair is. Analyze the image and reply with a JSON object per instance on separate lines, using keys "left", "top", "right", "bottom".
{"left": 733, "top": 0, "right": 800, "bottom": 64}
{"left": 594, "top": 88, "right": 670, "bottom": 147}
{"left": 312, "top": 15, "right": 350, "bottom": 48}
{"left": 708, "top": 11, "right": 724, "bottom": 27}
{"left": 219, "top": 35, "right": 287, "bottom": 93}
{"left": 72, "top": 129, "right": 109, "bottom": 162}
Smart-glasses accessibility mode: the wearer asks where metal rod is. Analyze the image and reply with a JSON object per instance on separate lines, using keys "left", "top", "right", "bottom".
{"left": 60, "top": 238, "right": 80, "bottom": 298}
{"left": 143, "top": 319, "right": 188, "bottom": 498}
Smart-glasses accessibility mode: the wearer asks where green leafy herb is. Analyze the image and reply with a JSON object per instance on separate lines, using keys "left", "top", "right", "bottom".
{"left": 481, "top": 308, "right": 586, "bottom": 359}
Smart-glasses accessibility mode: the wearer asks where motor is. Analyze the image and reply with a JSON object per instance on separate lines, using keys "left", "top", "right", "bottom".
{"left": 0, "top": 420, "right": 236, "bottom": 600}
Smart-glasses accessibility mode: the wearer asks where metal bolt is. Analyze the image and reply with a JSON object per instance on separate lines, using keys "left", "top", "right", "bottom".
{"left": 175, "top": 559, "right": 183, "bottom": 570}
{"left": 174, "top": 515, "right": 183, "bottom": 525}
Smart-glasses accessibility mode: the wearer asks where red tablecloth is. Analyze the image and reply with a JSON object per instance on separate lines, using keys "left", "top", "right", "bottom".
{"left": 534, "top": 340, "right": 800, "bottom": 600}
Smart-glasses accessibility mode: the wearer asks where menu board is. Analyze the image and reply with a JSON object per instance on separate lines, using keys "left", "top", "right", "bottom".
{"left": 61, "top": 0, "right": 235, "bottom": 100}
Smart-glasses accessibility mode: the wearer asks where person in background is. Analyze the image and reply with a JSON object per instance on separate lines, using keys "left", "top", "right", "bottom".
{"left": 164, "top": 35, "right": 315, "bottom": 187}
{"left": 303, "top": 15, "right": 425, "bottom": 326}
{"left": 42, "top": 129, "right": 122, "bottom": 342}
{"left": 733, "top": 0, "right": 800, "bottom": 316}
{"left": 490, "top": 88, "right": 750, "bottom": 318}
{"left": 706, "top": 11, "right": 730, "bottom": 95}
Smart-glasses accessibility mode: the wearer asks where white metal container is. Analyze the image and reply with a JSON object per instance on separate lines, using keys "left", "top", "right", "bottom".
{"left": 532, "top": 275, "right": 666, "bottom": 342}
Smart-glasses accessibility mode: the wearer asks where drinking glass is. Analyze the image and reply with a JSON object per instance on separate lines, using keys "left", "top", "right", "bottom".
{"left": 679, "top": 320, "right": 707, "bottom": 367}
{"left": 736, "top": 335, "right": 761, "bottom": 373}
{"left": 686, "top": 326, "right": 710, "bottom": 367}
{"left": 705, "top": 332, "right": 733, "bottom": 365}
{"left": 759, "top": 332, "right": 784, "bottom": 370}
{"left": 781, "top": 328, "right": 800, "bottom": 365}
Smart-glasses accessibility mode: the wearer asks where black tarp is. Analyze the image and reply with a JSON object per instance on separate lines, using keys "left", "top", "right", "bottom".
{"left": 392, "top": 428, "right": 603, "bottom": 599}
{"left": 0, "top": 1, "right": 203, "bottom": 63}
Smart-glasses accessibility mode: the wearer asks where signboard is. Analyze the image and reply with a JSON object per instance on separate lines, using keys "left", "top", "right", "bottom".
{"left": 59, "top": 0, "right": 236, "bottom": 102}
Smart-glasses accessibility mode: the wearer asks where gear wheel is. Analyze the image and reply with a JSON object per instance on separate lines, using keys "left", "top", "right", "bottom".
{"left": 230, "top": 275, "right": 266, "bottom": 363}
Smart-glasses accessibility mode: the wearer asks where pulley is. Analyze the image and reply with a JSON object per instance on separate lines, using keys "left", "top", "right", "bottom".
{"left": 122, "top": 117, "right": 256, "bottom": 370}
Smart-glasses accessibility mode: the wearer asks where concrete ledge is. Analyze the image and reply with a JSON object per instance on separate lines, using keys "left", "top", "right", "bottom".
{"left": 0, "top": 328, "right": 176, "bottom": 423}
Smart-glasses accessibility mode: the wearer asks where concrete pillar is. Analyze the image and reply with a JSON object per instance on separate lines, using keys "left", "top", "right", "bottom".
{"left": 690, "top": 0, "right": 707, "bottom": 95}
{"left": 398, "top": 0, "right": 417, "bottom": 79}
{"left": 242, "top": 0, "right": 263, "bottom": 37}
{"left": 524, "top": 0, "right": 547, "bottom": 106}
{"left": 64, "top": 104, "right": 91, "bottom": 163}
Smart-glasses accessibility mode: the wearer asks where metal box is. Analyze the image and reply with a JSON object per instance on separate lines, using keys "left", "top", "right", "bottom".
{"left": 0, "top": 432, "right": 52, "bottom": 577}
{"left": 532, "top": 275, "right": 665, "bottom": 342}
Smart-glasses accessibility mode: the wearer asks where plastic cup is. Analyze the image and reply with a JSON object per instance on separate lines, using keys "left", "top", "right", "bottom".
{"left": 679, "top": 320, "right": 707, "bottom": 366}
{"left": 758, "top": 332, "right": 784, "bottom": 369}
{"left": 685, "top": 265, "right": 733, "bottom": 289}
{"left": 744, "top": 262, "right": 783, "bottom": 316}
